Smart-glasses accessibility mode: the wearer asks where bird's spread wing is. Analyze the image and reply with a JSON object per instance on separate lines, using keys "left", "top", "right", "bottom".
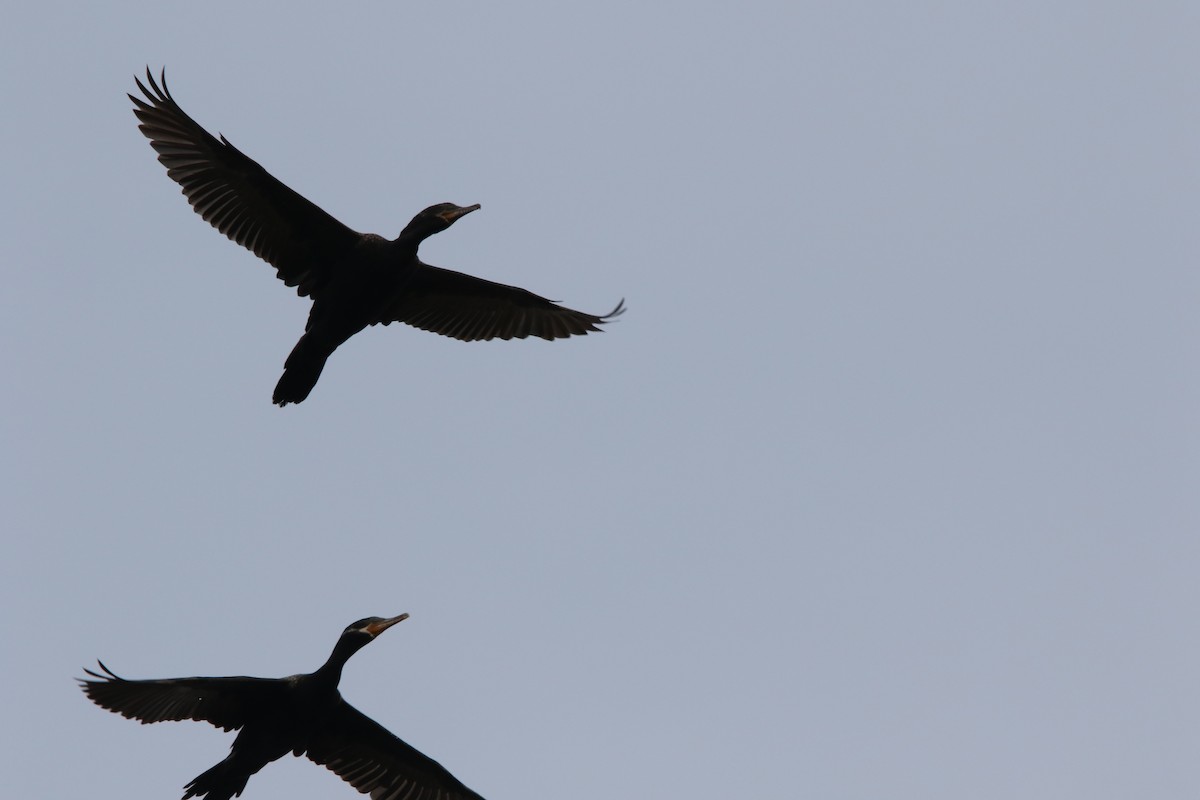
{"left": 305, "top": 701, "right": 486, "bottom": 800}
{"left": 79, "top": 661, "right": 281, "bottom": 732}
{"left": 375, "top": 264, "right": 625, "bottom": 342}
{"left": 129, "top": 68, "right": 360, "bottom": 297}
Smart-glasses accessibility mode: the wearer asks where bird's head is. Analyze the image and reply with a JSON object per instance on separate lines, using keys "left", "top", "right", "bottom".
{"left": 340, "top": 614, "right": 409, "bottom": 647}
{"left": 398, "top": 202, "right": 480, "bottom": 243}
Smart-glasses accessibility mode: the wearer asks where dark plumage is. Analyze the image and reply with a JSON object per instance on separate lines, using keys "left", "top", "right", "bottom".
{"left": 80, "top": 614, "right": 485, "bottom": 800}
{"left": 129, "top": 69, "right": 624, "bottom": 405}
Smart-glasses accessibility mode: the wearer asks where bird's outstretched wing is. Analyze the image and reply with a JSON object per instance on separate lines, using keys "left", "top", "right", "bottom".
{"left": 305, "top": 701, "right": 486, "bottom": 800}
{"left": 79, "top": 660, "right": 281, "bottom": 732}
{"left": 375, "top": 264, "right": 625, "bottom": 342}
{"left": 129, "top": 68, "right": 360, "bottom": 298}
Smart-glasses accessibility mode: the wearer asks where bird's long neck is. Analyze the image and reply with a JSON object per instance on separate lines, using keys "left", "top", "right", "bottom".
{"left": 389, "top": 237, "right": 422, "bottom": 262}
{"left": 391, "top": 228, "right": 426, "bottom": 253}
{"left": 395, "top": 216, "right": 441, "bottom": 250}
{"left": 311, "top": 634, "right": 365, "bottom": 687}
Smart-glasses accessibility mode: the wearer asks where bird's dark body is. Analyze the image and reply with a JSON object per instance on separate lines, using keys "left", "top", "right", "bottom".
{"left": 128, "top": 69, "right": 623, "bottom": 405}
{"left": 82, "top": 666, "right": 338, "bottom": 800}
{"left": 275, "top": 236, "right": 407, "bottom": 404}
{"left": 80, "top": 615, "right": 485, "bottom": 800}
{"left": 180, "top": 674, "right": 333, "bottom": 800}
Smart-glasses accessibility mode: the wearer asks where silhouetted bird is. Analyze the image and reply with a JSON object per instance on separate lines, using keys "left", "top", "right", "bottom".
{"left": 80, "top": 614, "right": 485, "bottom": 800}
{"left": 129, "top": 69, "right": 623, "bottom": 405}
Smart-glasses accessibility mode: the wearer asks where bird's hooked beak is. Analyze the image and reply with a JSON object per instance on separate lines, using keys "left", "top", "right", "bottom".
{"left": 438, "top": 204, "right": 481, "bottom": 224}
{"left": 364, "top": 614, "right": 409, "bottom": 637}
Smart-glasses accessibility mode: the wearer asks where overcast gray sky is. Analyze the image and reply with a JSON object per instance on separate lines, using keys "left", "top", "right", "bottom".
{"left": 3, "top": 2, "right": 1198, "bottom": 798}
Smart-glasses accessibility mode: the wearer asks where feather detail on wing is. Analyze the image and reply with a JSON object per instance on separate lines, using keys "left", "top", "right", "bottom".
{"left": 305, "top": 701, "right": 486, "bottom": 800}
{"left": 375, "top": 263, "right": 625, "bottom": 342}
{"left": 79, "top": 660, "right": 281, "bottom": 732}
{"left": 129, "top": 68, "right": 360, "bottom": 297}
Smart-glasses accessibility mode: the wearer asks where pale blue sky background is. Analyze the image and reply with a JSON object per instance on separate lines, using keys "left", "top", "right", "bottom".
{"left": 3, "top": 2, "right": 1198, "bottom": 798}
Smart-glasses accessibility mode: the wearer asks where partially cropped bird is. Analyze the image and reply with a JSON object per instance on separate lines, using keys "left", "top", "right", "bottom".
{"left": 129, "top": 69, "right": 624, "bottom": 405}
{"left": 80, "top": 614, "right": 485, "bottom": 800}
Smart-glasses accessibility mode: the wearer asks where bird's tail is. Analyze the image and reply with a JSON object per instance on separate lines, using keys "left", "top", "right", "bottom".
{"left": 273, "top": 334, "right": 330, "bottom": 407}
{"left": 182, "top": 757, "right": 251, "bottom": 800}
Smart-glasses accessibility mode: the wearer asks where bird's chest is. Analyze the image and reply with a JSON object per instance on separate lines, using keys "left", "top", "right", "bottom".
{"left": 322, "top": 265, "right": 399, "bottom": 316}
{"left": 246, "top": 690, "right": 340, "bottom": 751}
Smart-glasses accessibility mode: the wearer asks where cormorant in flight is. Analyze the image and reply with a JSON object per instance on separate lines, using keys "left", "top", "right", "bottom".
{"left": 80, "top": 613, "right": 485, "bottom": 800}
{"left": 130, "top": 69, "right": 623, "bottom": 405}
